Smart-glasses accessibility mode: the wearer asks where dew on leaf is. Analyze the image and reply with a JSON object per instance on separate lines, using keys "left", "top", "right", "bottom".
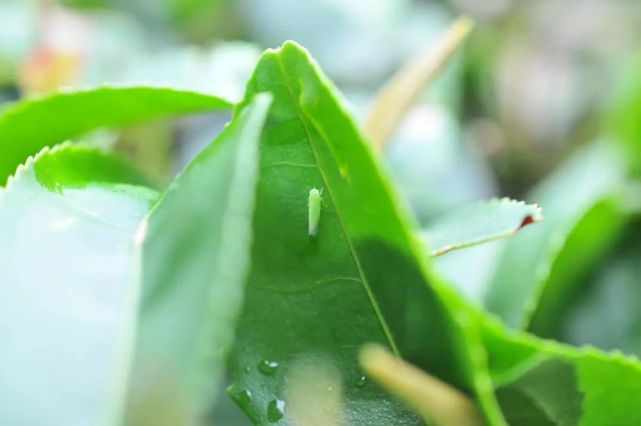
{"left": 258, "top": 359, "right": 279, "bottom": 376}
{"left": 267, "top": 398, "right": 285, "bottom": 422}
{"left": 231, "top": 389, "right": 252, "bottom": 408}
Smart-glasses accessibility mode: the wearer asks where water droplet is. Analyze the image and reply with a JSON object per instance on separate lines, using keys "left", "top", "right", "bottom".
{"left": 355, "top": 375, "right": 367, "bottom": 387}
{"left": 244, "top": 365, "right": 251, "bottom": 373}
{"left": 231, "top": 389, "right": 252, "bottom": 408}
{"left": 258, "top": 359, "right": 279, "bottom": 376}
{"left": 267, "top": 398, "right": 285, "bottom": 422}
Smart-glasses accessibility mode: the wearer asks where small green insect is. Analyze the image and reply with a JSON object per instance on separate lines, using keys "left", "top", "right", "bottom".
{"left": 308, "top": 187, "right": 322, "bottom": 236}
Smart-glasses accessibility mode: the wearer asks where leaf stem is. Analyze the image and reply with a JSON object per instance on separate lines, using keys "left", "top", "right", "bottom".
{"left": 364, "top": 16, "right": 474, "bottom": 150}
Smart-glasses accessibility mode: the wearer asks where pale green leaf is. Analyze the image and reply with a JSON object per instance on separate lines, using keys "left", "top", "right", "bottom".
{"left": 421, "top": 198, "right": 542, "bottom": 257}
{"left": 121, "top": 94, "right": 272, "bottom": 425}
{"left": 0, "top": 144, "right": 157, "bottom": 424}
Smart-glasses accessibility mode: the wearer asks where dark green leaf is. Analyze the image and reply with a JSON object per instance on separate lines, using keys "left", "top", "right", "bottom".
{"left": 227, "top": 41, "right": 504, "bottom": 425}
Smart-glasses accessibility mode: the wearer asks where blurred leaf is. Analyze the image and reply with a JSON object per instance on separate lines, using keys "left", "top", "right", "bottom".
{"left": 553, "top": 225, "right": 641, "bottom": 357}
{"left": 481, "top": 321, "right": 641, "bottom": 426}
{"left": 607, "top": 53, "right": 641, "bottom": 177}
{"left": 0, "top": 85, "right": 231, "bottom": 184}
{"left": 168, "top": 0, "right": 238, "bottom": 41}
{"left": 494, "top": 358, "right": 582, "bottom": 425}
{"left": 0, "top": 144, "right": 157, "bottom": 425}
{"left": 59, "top": 0, "right": 113, "bottom": 9}
{"left": 484, "top": 142, "right": 626, "bottom": 329}
{"left": 421, "top": 198, "right": 541, "bottom": 257}
{"left": 434, "top": 240, "right": 503, "bottom": 304}
{"left": 86, "top": 43, "right": 260, "bottom": 103}
{"left": 385, "top": 105, "right": 497, "bottom": 225}
{"left": 121, "top": 94, "right": 271, "bottom": 425}
{"left": 527, "top": 198, "right": 627, "bottom": 337}
{"left": 227, "top": 41, "right": 504, "bottom": 425}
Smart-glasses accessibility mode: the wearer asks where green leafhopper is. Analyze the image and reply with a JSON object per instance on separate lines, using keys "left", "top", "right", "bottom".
{"left": 308, "top": 187, "right": 322, "bottom": 236}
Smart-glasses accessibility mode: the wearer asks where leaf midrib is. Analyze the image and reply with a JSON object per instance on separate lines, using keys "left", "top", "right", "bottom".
{"left": 274, "top": 51, "right": 401, "bottom": 357}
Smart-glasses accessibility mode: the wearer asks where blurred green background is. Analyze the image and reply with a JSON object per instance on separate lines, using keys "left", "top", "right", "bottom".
{"left": 2, "top": 0, "right": 640, "bottom": 191}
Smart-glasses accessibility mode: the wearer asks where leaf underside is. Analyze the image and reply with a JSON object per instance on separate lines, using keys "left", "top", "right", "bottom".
{"left": 0, "top": 144, "right": 157, "bottom": 425}
{"left": 421, "top": 198, "right": 542, "bottom": 257}
{"left": 123, "top": 94, "right": 272, "bottom": 425}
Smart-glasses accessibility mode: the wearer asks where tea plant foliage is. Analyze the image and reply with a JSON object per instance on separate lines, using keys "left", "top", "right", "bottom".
{"left": 0, "top": 42, "right": 640, "bottom": 426}
{"left": 485, "top": 142, "right": 627, "bottom": 329}
{"left": 0, "top": 86, "right": 231, "bottom": 184}
{"left": 0, "top": 144, "right": 157, "bottom": 424}
{"left": 421, "top": 198, "right": 542, "bottom": 257}
{"left": 124, "top": 93, "right": 271, "bottom": 425}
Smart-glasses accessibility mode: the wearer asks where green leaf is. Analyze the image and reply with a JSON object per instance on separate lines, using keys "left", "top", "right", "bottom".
{"left": 553, "top": 226, "right": 641, "bottom": 356}
{"left": 0, "top": 144, "right": 157, "bottom": 425}
{"left": 121, "top": 93, "right": 272, "bottom": 425}
{"left": 526, "top": 198, "right": 627, "bottom": 338}
{"left": 484, "top": 142, "right": 626, "bottom": 329}
{"left": 421, "top": 198, "right": 542, "bottom": 257}
{"left": 227, "top": 41, "right": 504, "bottom": 426}
{"left": 0, "top": 85, "right": 231, "bottom": 185}
{"left": 479, "top": 319, "right": 641, "bottom": 426}
{"left": 223, "top": 42, "right": 641, "bottom": 426}
{"left": 495, "top": 358, "right": 581, "bottom": 425}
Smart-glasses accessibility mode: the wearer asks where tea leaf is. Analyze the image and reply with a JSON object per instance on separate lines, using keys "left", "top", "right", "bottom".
{"left": 0, "top": 144, "right": 157, "bottom": 424}
{"left": 421, "top": 198, "right": 542, "bottom": 257}
{"left": 121, "top": 94, "right": 272, "bottom": 425}
{"left": 0, "top": 85, "right": 231, "bottom": 184}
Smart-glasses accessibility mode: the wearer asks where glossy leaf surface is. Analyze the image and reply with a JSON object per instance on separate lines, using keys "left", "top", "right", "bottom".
{"left": 225, "top": 43, "right": 641, "bottom": 426}
{"left": 228, "top": 41, "right": 502, "bottom": 425}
